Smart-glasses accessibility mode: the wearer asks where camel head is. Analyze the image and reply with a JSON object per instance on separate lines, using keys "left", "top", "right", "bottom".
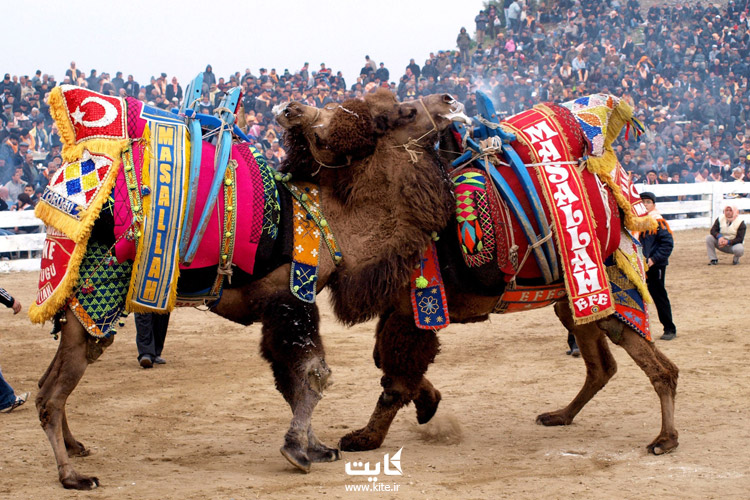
{"left": 274, "top": 89, "right": 469, "bottom": 173}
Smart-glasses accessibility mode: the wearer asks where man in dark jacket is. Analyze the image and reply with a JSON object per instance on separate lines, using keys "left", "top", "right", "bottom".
{"left": 638, "top": 192, "right": 677, "bottom": 340}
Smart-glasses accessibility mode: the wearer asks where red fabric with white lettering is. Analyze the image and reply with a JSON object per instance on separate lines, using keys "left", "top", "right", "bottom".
{"left": 500, "top": 104, "right": 621, "bottom": 281}
{"left": 35, "top": 227, "right": 79, "bottom": 308}
{"left": 501, "top": 104, "right": 618, "bottom": 321}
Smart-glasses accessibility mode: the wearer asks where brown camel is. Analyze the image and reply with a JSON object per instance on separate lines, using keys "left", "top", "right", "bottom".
{"left": 275, "top": 97, "right": 680, "bottom": 458}
{"left": 36, "top": 90, "right": 468, "bottom": 489}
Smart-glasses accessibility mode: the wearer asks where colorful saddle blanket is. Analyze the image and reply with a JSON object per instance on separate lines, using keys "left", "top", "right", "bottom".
{"left": 447, "top": 98, "right": 653, "bottom": 327}
{"left": 30, "top": 86, "right": 280, "bottom": 330}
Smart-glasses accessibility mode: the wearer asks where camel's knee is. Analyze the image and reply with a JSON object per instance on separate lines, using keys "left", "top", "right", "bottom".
{"left": 85, "top": 335, "right": 114, "bottom": 363}
{"left": 597, "top": 317, "right": 626, "bottom": 345}
{"left": 376, "top": 314, "right": 439, "bottom": 386}
{"left": 304, "top": 357, "right": 332, "bottom": 396}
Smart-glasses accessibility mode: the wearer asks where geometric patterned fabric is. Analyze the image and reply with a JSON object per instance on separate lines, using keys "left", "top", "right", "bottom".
{"left": 70, "top": 237, "right": 132, "bottom": 339}
{"left": 256, "top": 152, "right": 281, "bottom": 241}
{"left": 452, "top": 169, "right": 495, "bottom": 267}
{"left": 43, "top": 150, "right": 114, "bottom": 220}
{"left": 561, "top": 94, "right": 620, "bottom": 157}
{"left": 606, "top": 255, "right": 651, "bottom": 342}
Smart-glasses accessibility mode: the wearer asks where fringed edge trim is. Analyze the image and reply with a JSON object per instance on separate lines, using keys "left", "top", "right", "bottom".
{"left": 614, "top": 248, "right": 653, "bottom": 305}
{"left": 123, "top": 126, "right": 181, "bottom": 314}
{"left": 34, "top": 144, "right": 125, "bottom": 244}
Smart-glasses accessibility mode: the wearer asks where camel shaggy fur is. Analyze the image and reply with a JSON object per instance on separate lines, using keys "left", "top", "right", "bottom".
{"left": 276, "top": 95, "right": 680, "bottom": 458}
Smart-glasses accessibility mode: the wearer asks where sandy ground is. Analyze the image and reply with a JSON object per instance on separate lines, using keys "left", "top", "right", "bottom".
{"left": 1, "top": 227, "right": 749, "bottom": 499}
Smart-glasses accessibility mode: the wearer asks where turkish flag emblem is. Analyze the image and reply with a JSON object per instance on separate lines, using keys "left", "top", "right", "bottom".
{"left": 61, "top": 85, "right": 127, "bottom": 143}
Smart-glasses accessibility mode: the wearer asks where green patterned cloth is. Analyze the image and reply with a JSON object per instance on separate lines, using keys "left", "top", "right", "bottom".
{"left": 74, "top": 238, "right": 132, "bottom": 338}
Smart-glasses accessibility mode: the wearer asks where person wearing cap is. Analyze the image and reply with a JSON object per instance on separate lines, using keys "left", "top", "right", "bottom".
{"left": 707, "top": 204, "right": 745, "bottom": 266}
{"left": 638, "top": 192, "right": 677, "bottom": 340}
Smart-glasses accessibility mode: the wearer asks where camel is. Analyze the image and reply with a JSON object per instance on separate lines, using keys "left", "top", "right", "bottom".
{"left": 274, "top": 95, "right": 680, "bottom": 458}
{"left": 36, "top": 89, "right": 467, "bottom": 488}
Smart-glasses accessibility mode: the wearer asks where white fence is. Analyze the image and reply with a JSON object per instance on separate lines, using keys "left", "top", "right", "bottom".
{"left": 0, "top": 211, "right": 45, "bottom": 272}
{"left": 633, "top": 182, "right": 750, "bottom": 231}
{"left": 0, "top": 182, "right": 746, "bottom": 272}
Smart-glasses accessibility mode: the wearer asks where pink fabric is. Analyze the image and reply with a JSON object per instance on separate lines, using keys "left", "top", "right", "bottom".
{"left": 113, "top": 142, "right": 145, "bottom": 262}
{"left": 178, "top": 143, "right": 263, "bottom": 273}
{"left": 113, "top": 99, "right": 266, "bottom": 274}
{"left": 114, "top": 98, "right": 146, "bottom": 262}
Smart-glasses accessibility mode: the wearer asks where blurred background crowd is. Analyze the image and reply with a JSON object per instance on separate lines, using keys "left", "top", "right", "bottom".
{"left": 2, "top": 0, "right": 750, "bottom": 210}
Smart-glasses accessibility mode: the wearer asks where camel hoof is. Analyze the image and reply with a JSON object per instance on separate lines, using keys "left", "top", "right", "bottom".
{"left": 339, "top": 429, "right": 383, "bottom": 452}
{"left": 536, "top": 412, "right": 572, "bottom": 427}
{"left": 61, "top": 475, "right": 99, "bottom": 490}
{"left": 647, "top": 435, "right": 679, "bottom": 455}
{"left": 308, "top": 445, "right": 341, "bottom": 463}
{"left": 280, "top": 445, "right": 311, "bottom": 473}
{"left": 415, "top": 388, "right": 441, "bottom": 425}
{"left": 66, "top": 441, "right": 90, "bottom": 457}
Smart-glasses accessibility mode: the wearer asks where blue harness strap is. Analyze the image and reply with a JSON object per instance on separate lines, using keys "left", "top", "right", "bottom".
{"left": 182, "top": 87, "right": 242, "bottom": 265}
{"left": 174, "top": 73, "right": 205, "bottom": 260}
{"left": 474, "top": 91, "right": 558, "bottom": 283}
{"left": 499, "top": 143, "right": 559, "bottom": 282}
{"left": 481, "top": 157, "right": 553, "bottom": 283}
{"left": 179, "top": 73, "right": 204, "bottom": 115}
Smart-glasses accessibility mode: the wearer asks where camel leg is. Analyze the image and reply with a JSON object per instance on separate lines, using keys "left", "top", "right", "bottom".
{"left": 615, "top": 327, "right": 679, "bottom": 454}
{"left": 537, "top": 301, "right": 618, "bottom": 426}
{"left": 37, "top": 310, "right": 111, "bottom": 489}
{"left": 38, "top": 346, "right": 89, "bottom": 457}
{"left": 260, "top": 292, "right": 337, "bottom": 473}
{"left": 340, "top": 312, "right": 440, "bottom": 451}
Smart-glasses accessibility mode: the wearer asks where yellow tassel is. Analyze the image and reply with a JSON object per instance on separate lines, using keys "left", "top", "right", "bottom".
{"left": 582, "top": 97, "right": 658, "bottom": 234}
{"left": 47, "top": 87, "right": 77, "bottom": 150}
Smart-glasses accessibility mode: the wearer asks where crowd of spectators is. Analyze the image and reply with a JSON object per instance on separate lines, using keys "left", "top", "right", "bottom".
{"left": 3, "top": 0, "right": 750, "bottom": 190}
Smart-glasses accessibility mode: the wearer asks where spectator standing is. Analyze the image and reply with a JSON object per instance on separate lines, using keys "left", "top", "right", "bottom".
{"left": 135, "top": 312, "right": 171, "bottom": 369}
{"left": 0, "top": 287, "right": 28, "bottom": 413}
{"left": 29, "top": 118, "right": 48, "bottom": 152}
{"left": 706, "top": 204, "right": 745, "bottom": 265}
{"left": 112, "top": 71, "right": 125, "bottom": 93}
{"left": 638, "top": 192, "right": 677, "bottom": 341}
{"left": 503, "top": 0, "right": 513, "bottom": 29}
{"left": 65, "top": 61, "right": 82, "bottom": 85}
{"left": 202, "top": 65, "right": 216, "bottom": 95}
{"left": 374, "top": 63, "right": 390, "bottom": 83}
{"left": 86, "top": 70, "right": 100, "bottom": 92}
{"left": 124, "top": 75, "right": 139, "bottom": 98}
{"left": 507, "top": 0, "right": 522, "bottom": 34}
{"left": 457, "top": 28, "right": 472, "bottom": 65}
{"left": 475, "top": 10, "right": 488, "bottom": 46}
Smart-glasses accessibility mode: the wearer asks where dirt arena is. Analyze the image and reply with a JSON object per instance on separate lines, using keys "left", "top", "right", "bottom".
{"left": 1, "top": 227, "right": 748, "bottom": 499}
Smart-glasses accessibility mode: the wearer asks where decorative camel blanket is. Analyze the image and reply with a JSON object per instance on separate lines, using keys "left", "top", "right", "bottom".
{"left": 448, "top": 98, "right": 653, "bottom": 327}
{"left": 30, "top": 86, "right": 279, "bottom": 331}
{"left": 500, "top": 103, "right": 616, "bottom": 322}
{"left": 562, "top": 94, "right": 651, "bottom": 231}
